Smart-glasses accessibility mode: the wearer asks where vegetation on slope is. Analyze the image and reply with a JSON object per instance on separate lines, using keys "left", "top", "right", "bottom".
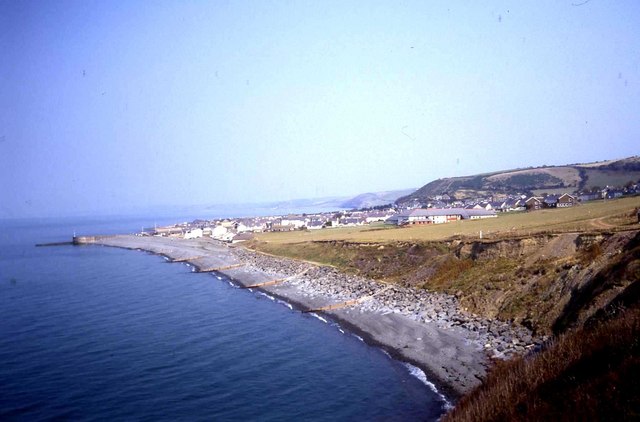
{"left": 396, "top": 156, "right": 640, "bottom": 204}
{"left": 250, "top": 228, "right": 639, "bottom": 337}
{"left": 443, "top": 307, "right": 640, "bottom": 422}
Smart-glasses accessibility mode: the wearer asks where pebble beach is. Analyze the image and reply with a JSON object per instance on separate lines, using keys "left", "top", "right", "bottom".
{"left": 87, "top": 234, "right": 537, "bottom": 400}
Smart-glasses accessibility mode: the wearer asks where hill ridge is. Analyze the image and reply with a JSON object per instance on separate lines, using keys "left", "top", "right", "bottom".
{"left": 397, "top": 156, "right": 640, "bottom": 205}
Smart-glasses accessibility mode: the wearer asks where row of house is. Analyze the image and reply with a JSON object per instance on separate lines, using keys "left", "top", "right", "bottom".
{"left": 412, "top": 182, "right": 640, "bottom": 213}
{"left": 414, "top": 196, "right": 527, "bottom": 213}
{"left": 524, "top": 193, "right": 577, "bottom": 211}
{"left": 416, "top": 193, "right": 578, "bottom": 214}
{"left": 153, "top": 224, "right": 250, "bottom": 243}
{"left": 151, "top": 208, "right": 399, "bottom": 241}
{"left": 386, "top": 208, "right": 497, "bottom": 226}
{"left": 152, "top": 184, "right": 638, "bottom": 240}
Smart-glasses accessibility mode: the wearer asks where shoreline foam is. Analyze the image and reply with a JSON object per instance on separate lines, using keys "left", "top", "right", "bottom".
{"left": 81, "top": 234, "right": 535, "bottom": 401}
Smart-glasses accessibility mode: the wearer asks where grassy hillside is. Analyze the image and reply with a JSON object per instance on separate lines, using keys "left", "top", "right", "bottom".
{"left": 397, "top": 156, "right": 640, "bottom": 204}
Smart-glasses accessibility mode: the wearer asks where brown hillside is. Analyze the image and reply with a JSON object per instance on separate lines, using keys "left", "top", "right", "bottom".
{"left": 397, "top": 156, "right": 640, "bottom": 204}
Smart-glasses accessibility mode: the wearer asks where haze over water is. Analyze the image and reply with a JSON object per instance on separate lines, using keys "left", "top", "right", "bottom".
{"left": 3, "top": 1, "right": 638, "bottom": 219}
{"left": 0, "top": 217, "right": 446, "bottom": 421}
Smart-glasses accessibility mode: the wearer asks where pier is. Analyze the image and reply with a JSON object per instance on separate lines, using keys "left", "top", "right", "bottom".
{"left": 72, "top": 235, "right": 115, "bottom": 245}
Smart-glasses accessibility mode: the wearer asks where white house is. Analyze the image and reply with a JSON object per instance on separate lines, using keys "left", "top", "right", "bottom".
{"left": 210, "top": 225, "right": 228, "bottom": 239}
{"left": 365, "top": 211, "right": 394, "bottom": 223}
{"left": 184, "top": 228, "right": 203, "bottom": 239}
{"left": 281, "top": 217, "right": 306, "bottom": 229}
{"left": 466, "top": 209, "right": 498, "bottom": 220}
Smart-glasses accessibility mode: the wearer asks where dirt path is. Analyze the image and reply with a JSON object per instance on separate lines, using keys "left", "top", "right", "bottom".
{"left": 589, "top": 217, "right": 615, "bottom": 230}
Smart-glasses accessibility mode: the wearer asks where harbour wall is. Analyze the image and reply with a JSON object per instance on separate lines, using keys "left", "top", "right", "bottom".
{"left": 73, "top": 235, "right": 115, "bottom": 245}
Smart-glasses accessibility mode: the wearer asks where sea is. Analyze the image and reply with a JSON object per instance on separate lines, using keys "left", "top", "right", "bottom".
{"left": 0, "top": 215, "right": 448, "bottom": 421}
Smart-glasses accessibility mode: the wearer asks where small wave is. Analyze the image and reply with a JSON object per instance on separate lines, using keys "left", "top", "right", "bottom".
{"left": 352, "top": 334, "right": 364, "bottom": 342}
{"left": 216, "top": 276, "right": 222, "bottom": 280}
{"left": 309, "top": 313, "right": 328, "bottom": 324}
{"left": 258, "top": 292, "right": 275, "bottom": 301}
{"left": 163, "top": 256, "right": 170, "bottom": 261}
{"left": 403, "top": 363, "right": 452, "bottom": 410}
{"left": 191, "top": 267, "right": 196, "bottom": 272}
{"left": 277, "top": 300, "right": 293, "bottom": 310}
{"left": 338, "top": 328, "right": 345, "bottom": 334}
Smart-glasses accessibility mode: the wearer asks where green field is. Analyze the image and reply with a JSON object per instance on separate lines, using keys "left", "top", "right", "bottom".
{"left": 255, "top": 196, "right": 640, "bottom": 245}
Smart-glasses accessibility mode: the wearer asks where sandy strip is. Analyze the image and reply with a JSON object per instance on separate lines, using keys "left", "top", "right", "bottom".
{"left": 85, "top": 235, "right": 487, "bottom": 400}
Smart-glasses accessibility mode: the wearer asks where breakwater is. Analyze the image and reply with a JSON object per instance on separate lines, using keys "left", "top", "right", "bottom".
{"left": 72, "top": 235, "right": 115, "bottom": 245}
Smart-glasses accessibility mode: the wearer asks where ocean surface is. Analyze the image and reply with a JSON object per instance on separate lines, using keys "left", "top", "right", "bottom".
{"left": 0, "top": 216, "right": 448, "bottom": 421}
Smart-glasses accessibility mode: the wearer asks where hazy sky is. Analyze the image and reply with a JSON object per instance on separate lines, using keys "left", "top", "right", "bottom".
{"left": 2, "top": 1, "right": 639, "bottom": 218}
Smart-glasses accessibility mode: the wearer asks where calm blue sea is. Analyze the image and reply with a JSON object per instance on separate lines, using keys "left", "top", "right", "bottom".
{"left": 0, "top": 216, "right": 447, "bottom": 421}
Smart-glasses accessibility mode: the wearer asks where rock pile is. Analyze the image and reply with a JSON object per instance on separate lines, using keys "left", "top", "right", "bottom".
{"left": 232, "top": 247, "right": 539, "bottom": 358}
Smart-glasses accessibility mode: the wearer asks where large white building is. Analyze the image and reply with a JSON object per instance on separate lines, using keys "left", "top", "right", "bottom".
{"left": 386, "top": 208, "right": 497, "bottom": 226}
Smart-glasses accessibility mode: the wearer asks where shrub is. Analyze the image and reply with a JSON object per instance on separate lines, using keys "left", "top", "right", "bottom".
{"left": 443, "top": 308, "right": 640, "bottom": 422}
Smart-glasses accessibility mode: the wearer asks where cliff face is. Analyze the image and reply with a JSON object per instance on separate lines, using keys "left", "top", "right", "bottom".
{"left": 441, "top": 231, "right": 639, "bottom": 336}
{"left": 441, "top": 232, "right": 640, "bottom": 421}
{"left": 262, "top": 230, "right": 640, "bottom": 336}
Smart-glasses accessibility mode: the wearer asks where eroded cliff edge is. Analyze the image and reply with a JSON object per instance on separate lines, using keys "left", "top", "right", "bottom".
{"left": 249, "top": 229, "right": 640, "bottom": 337}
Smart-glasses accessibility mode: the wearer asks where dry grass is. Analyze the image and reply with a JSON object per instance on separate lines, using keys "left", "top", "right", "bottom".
{"left": 444, "top": 308, "right": 640, "bottom": 422}
{"left": 254, "top": 197, "right": 640, "bottom": 245}
{"left": 486, "top": 166, "right": 581, "bottom": 186}
{"left": 248, "top": 240, "right": 452, "bottom": 283}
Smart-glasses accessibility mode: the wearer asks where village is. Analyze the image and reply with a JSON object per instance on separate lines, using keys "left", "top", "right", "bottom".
{"left": 148, "top": 185, "right": 639, "bottom": 242}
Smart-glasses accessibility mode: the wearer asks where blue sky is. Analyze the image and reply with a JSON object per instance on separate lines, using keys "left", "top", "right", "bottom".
{"left": 1, "top": 1, "right": 639, "bottom": 218}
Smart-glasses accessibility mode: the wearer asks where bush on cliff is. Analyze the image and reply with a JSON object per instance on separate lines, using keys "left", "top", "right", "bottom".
{"left": 443, "top": 307, "right": 640, "bottom": 422}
